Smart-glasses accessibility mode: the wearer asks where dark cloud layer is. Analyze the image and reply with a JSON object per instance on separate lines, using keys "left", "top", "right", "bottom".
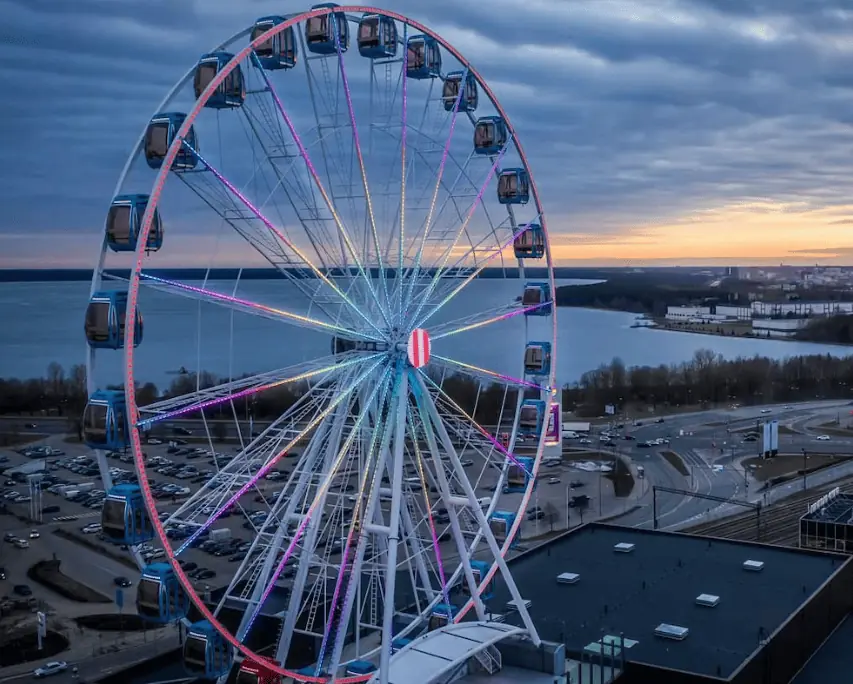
{"left": 0, "top": 0, "right": 851, "bottom": 263}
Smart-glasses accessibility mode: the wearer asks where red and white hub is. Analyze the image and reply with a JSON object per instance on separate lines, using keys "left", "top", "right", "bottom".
{"left": 406, "top": 328, "right": 431, "bottom": 369}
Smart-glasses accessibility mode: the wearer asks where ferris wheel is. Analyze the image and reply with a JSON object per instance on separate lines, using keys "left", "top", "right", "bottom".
{"left": 82, "top": 5, "right": 558, "bottom": 683}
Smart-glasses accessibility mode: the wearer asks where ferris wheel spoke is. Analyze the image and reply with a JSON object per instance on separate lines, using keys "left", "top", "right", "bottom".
{"left": 429, "top": 355, "right": 546, "bottom": 392}
{"left": 404, "top": 67, "right": 470, "bottom": 314}
{"left": 429, "top": 300, "right": 546, "bottom": 341}
{"left": 181, "top": 140, "right": 384, "bottom": 337}
{"left": 240, "top": 365, "right": 393, "bottom": 642}
{"left": 172, "top": 357, "right": 386, "bottom": 555}
{"left": 137, "top": 354, "right": 369, "bottom": 429}
{"left": 407, "top": 138, "right": 513, "bottom": 328}
{"left": 416, "top": 215, "right": 542, "bottom": 330}
{"left": 252, "top": 51, "right": 393, "bottom": 331}
{"left": 137, "top": 271, "right": 378, "bottom": 341}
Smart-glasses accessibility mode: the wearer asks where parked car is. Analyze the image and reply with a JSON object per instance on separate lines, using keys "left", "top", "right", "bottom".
{"left": 33, "top": 661, "right": 67, "bottom": 678}
{"left": 114, "top": 577, "right": 132, "bottom": 588}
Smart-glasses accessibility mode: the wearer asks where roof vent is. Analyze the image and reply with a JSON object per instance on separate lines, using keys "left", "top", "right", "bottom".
{"left": 614, "top": 542, "right": 635, "bottom": 553}
{"left": 743, "top": 560, "right": 764, "bottom": 572}
{"left": 696, "top": 593, "right": 720, "bottom": 607}
{"left": 654, "top": 623, "right": 689, "bottom": 640}
{"left": 506, "top": 598, "right": 532, "bottom": 613}
{"left": 557, "top": 572, "right": 580, "bottom": 585}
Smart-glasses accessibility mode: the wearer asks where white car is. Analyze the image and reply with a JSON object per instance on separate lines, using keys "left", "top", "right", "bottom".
{"left": 547, "top": 477, "right": 561, "bottom": 484}
{"left": 81, "top": 523, "right": 102, "bottom": 534}
{"left": 816, "top": 435, "right": 831, "bottom": 441}
{"left": 760, "top": 409, "right": 772, "bottom": 414}
{"left": 33, "top": 661, "right": 68, "bottom": 678}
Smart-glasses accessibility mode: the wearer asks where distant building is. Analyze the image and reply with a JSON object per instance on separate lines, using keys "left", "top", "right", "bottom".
{"left": 725, "top": 266, "right": 741, "bottom": 279}
{"left": 665, "top": 305, "right": 712, "bottom": 321}
{"left": 715, "top": 305, "right": 751, "bottom": 320}
{"left": 752, "top": 318, "right": 808, "bottom": 338}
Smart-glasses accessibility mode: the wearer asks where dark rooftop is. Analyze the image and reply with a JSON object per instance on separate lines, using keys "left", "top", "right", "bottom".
{"left": 491, "top": 523, "right": 848, "bottom": 679}
{"left": 792, "top": 615, "right": 853, "bottom": 684}
{"left": 800, "top": 491, "right": 853, "bottom": 524}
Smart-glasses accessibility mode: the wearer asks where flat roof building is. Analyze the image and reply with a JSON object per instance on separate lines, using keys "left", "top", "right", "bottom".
{"left": 800, "top": 487, "right": 853, "bottom": 553}
{"left": 487, "top": 523, "right": 853, "bottom": 684}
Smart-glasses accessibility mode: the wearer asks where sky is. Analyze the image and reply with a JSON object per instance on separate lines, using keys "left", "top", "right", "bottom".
{"left": 2, "top": 0, "right": 853, "bottom": 267}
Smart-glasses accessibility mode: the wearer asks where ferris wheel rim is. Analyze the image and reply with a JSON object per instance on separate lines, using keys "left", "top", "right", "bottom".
{"left": 115, "top": 6, "right": 559, "bottom": 681}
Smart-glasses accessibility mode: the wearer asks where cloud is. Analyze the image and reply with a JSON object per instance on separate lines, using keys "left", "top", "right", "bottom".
{"left": 1, "top": 0, "right": 852, "bottom": 267}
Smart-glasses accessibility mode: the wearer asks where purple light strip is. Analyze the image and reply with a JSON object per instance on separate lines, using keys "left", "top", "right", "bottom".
{"left": 397, "top": 23, "right": 409, "bottom": 326}
{"left": 408, "top": 140, "right": 511, "bottom": 327}
{"left": 431, "top": 355, "right": 544, "bottom": 390}
{"left": 241, "top": 368, "right": 393, "bottom": 637}
{"left": 330, "top": 19, "right": 389, "bottom": 314}
{"left": 249, "top": 56, "right": 389, "bottom": 329}
{"left": 174, "top": 358, "right": 385, "bottom": 556}
{"left": 404, "top": 67, "right": 470, "bottom": 315}
{"left": 180, "top": 142, "right": 383, "bottom": 338}
{"left": 416, "top": 218, "right": 541, "bottom": 329}
{"left": 431, "top": 300, "right": 551, "bottom": 340}
{"left": 421, "top": 372, "right": 532, "bottom": 477}
{"left": 140, "top": 273, "right": 367, "bottom": 338}
{"left": 136, "top": 355, "right": 372, "bottom": 429}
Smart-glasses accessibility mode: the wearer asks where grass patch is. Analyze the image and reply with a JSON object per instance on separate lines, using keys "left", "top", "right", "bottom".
{"left": 661, "top": 450, "right": 690, "bottom": 477}
{"left": 75, "top": 614, "right": 164, "bottom": 632}
{"left": 28, "top": 559, "right": 111, "bottom": 603}
{"left": 0, "top": 628, "right": 69, "bottom": 666}
{"left": 53, "top": 528, "right": 139, "bottom": 571}
{"left": 742, "top": 453, "right": 848, "bottom": 482}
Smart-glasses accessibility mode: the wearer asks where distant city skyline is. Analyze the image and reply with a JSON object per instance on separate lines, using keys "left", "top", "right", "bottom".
{"left": 2, "top": 0, "right": 851, "bottom": 268}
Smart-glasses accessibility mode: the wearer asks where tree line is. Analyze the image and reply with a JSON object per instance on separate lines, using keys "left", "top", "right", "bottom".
{"left": 2, "top": 351, "right": 853, "bottom": 426}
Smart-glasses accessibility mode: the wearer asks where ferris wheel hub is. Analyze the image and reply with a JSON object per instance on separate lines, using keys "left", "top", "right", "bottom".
{"left": 407, "top": 328, "right": 431, "bottom": 369}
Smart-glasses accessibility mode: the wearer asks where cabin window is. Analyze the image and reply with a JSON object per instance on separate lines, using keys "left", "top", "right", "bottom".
{"left": 307, "top": 16, "right": 328, "bottom": 41}
{"left": 359, "top": 19, "right": 378, "bottom": 43}
{"left": 84, "top": 404, "right": 108, "bottom": 441}
{"left": 138, "top": 579, "right": 159, "bottom": 609}
{"left": 475, "top": 124, "right": 493, "bottom": 148}
{"left": 252, "top": 26, "right": 274, "bottom": 54}
{"left": 507, "top": 464, "right": 525, "bottom": 484}
{"left": 101, "top": 499, "right": 126, "bottom": 528}
{"left": 184, "top": 636, "right": 208, "bottom": 667}
{"left": 382, "top": 21, "right": 394, "bottom": 44}
{"left": 107, "top": 205, "right": 131, "bottom": 244}
{"left": 408, "top": 42, "right": 425, "bottom": 69}
{"left": 145, "top": 125, "right": 169, "bottom": 159}
{"left": 85, "top": 304, "right": 110, "bottom": 341}
{"left": 194, "top": 63, "right": 217, "bottom": 95}
{"left": 520, "top": 406, "right": 538, "bottom": 426}
{"left": 525, "top": 347, "right": 543, "bottom": 367}
{"left": 224, "top": 70, "right": 241, "bottom": 97}
{"left": 522, "top": 288, "right": 542, "bottom": 305}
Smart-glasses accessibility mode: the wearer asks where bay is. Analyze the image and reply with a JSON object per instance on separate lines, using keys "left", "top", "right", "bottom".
{"left": 0, "top": 278, "right": 850, "bottom": 391}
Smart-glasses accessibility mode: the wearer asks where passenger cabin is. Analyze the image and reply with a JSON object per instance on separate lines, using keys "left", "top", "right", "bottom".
{"left": 473, "top": 116, "right": 508, "bottom": 156}
{"left": 357, "top": 13, "right": 397, "bottom": 59}
{"left": 251, "top": 16, "right": 297, "bottom": 70}
{"left": 489, "top": 511, "right": 516, "bottom": 542}
{"left": 518, "top": 401, "right": 546, "bottom": 439}
{"left": 513, "top": 224, "right": 544, "bottom": 259}
{"left": 505, "top": 455, "right": 536, "bottom": 493}
{"left": 305, "top": 4, "right": 349, "bottom": 55}
{"left": 406, "top": 35, "right": 441, "bottom": 79}
{"left": 137, "top": 563, "right": 189, "bottom": 623}
{"left": 83, "top": 390, "right": 129, "bottom": 451}
{"left": 544, "top": 403, "right": 561, "bottom": 446}
{"left": 498, "top": 168, "right": 530, "bottom": 205}
{"left": 429, "top": 603, "right": 459, "bottom": 631}
{"left": 346, "top": 661, "right": 377, "bottom": 676}
{"left": 194, "top": 52, "right": 244, "bottom": 109}
{"left": 391, "top": 637, "right": 412, "bottom": 654}
{"left": 442, "top": 71, "right": 478, "bottom": 112}
{"left": 144, "top": 113, "right": 198, "bottom": 171}
{"left": 85, "top": 291, "right": 143, "bottom": 350}
{"left": 524, "top": 342, "right": 551, "bottom": 376}
{"left": 236, "top": 656, "right": 280, "bottom": 684}
{"left": 101, "top": 484, "right": 155, "bottom": 546}
{"left": 183, "top": 620, "right": 233, "bottom": 678}
{"left": 521, "top": 282, "right": 552, "bottom": 316}
{"left": 462, "top": 559, "right": 493, "bottom": 600}
{"left": 106, "top": 194, "right": 163, "bottom": 253}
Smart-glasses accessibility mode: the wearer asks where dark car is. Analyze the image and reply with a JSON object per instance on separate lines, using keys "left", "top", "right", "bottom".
{"left": 114, "top": 577, "right": 132, "bottom": 588}
{"left": 13, "top": 584, "right": 31, "bottom": 596}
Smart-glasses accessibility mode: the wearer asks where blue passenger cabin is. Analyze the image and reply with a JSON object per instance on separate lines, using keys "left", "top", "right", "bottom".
{"left": 498, "top": 168, "right": 530, "bottom": 205}
{"left": 101, "top": 484, "right": 155, "bottom": 546}
{"left": 513, "top": 224, "right": 544, "bottom": 259}
{"left": 521, "top": 282, "right": 552, "bottom": 316}
{"left": 406, "top": 35, "right": 441, "bottom": 79}
{"left": 391, "top": 637, "right": 412, "bottom": 654}
{"left": 518, "top": 401, "right": 546, "bottom": 440}
{"left": 545, "top": 402, "right": 561, "bottom": 446}
{"left": 505, "top": 455, "right": 535, "bottom": 494}
{"left": 489, "top": 511, "right": 516, "bottom": 542}
{"left": 473, "top": 116, "right": 507, "bottom": 155}
{"left": 429, "top": 603, "right": 458, "bottom": 631}
{"left": 137, "top": 563, "right": 189, "bottom": 623}
{"left": 523, "top": 342, "right": 551, "bottom": 376}
{"left": 193, "top": 52, "right": 245, "bottom": 109}
{"left": 144, "top": 113, "right": 198, "bottom": 171}
{"left": 106, "top": 194, "right": 163, "bottom": 253}
{"left": 85, "top": 291, "right": 143, "bottom": 350}
{"left": 251, "top": 16, "right": 297, "bottom": 69}
{"left": 462, "top": 559, "right": 493, "bottom": 600}
{"left": 183, "top": 620, "right": 233, "bottom": 678}
{"left": 305, "top": 4, "right": 349, "bottom": 55}
{"left": 357, "top": 13, "right": 397, "bottom": 58}
{"left": 442, "top": 71, "right": 478, "bottom": 112}
{"left": 346, "top": 661, "right": 377, "bottom": 676}
{"left": 83, "top": 390, "right": 130, "bottom": 451}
